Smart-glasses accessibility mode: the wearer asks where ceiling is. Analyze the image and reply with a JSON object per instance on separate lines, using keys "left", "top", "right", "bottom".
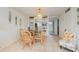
{"left": 14, "top": 7, "right": 68, "bottom": 17}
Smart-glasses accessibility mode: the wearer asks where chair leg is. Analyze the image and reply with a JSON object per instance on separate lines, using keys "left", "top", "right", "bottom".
{"left": 29, "top": 42, "right": 32, "bottom": 48}
{"left": 22, "top": 44, "right": 26, "bottom": 49}
{"left": 40, "top": 39, "right": 44, "bottom": 44}
{"left": 20, "top": 42, "right": 26, "bottom": 49}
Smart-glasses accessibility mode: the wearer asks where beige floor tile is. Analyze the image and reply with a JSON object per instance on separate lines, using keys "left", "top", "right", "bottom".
{"left": 0, "top": 36, "right": 69, "bottom": 52}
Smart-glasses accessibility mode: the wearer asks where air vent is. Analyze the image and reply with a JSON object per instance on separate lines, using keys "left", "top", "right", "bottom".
{"left": 65, "top": 8, "right": 71, "bottom": 13}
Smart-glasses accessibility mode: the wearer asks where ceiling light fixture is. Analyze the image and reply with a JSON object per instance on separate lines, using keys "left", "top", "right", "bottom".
{"left": 29, "top": 8, "right": 47, "bottom": 19}
{"left": 35, "top": 8, "right": 42, "bottom": 19}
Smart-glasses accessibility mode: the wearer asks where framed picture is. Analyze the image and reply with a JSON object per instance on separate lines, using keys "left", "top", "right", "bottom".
{"left": 15, "top": 16, "right": 17, "bottom": 24}
{"left": 77, "top": 8, "right": 79, "bottom": 25}
{"left": 9, "top": 11, "right": 11, "bottom": 23}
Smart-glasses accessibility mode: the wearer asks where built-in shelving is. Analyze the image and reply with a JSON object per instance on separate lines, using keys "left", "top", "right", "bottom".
{"left": 28, "top": 17, "right": 48, "bottom": 34}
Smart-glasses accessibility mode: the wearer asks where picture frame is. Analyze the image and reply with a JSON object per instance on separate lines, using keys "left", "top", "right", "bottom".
{"left": 9, "top": 11, "right": 11, "bottom": 23}
{"left": 15, "top": 16, "right": 17, "bottom": 24}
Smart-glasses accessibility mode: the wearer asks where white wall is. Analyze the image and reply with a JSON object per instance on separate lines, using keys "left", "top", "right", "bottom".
{"left": 0, "top": 7, "right": 27, "bottom": 48}
{"left": 59, "top": 8, "right": 77, "bottom": 37}
{"left": 59, "top": 7, "right": 79, "bottom": 51}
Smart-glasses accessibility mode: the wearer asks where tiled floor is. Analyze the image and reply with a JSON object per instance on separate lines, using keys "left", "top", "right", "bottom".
{"left": 0, "top": 36, "right": 69, "bottom": 52}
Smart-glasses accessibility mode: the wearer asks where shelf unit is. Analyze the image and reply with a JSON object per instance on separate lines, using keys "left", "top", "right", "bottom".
{"left": 28, "top": 17, "right": 48, "bottom": 34}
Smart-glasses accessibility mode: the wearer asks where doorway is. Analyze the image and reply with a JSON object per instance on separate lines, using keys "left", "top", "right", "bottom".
{"left": 53, "top": 19, "right": 59, "bottom": 36}
{"left": 57, "top": 19, "right": 59, "bottom": 36}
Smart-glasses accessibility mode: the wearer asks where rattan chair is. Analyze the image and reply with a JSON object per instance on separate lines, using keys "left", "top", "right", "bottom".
{"left": 19, "top": 29, "right": 34, "bottom": 48}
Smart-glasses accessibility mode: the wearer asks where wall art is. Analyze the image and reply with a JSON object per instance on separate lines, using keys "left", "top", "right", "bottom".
{"left": 9, "top": 11, "right": 11, "bottom": 23}
{"left": 15, "top": 16, "right": 17, "bottom": 24}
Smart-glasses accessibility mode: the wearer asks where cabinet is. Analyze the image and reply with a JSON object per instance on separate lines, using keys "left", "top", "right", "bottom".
{"left": 28, "top": 17, "right": 48, "bottom": 35}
